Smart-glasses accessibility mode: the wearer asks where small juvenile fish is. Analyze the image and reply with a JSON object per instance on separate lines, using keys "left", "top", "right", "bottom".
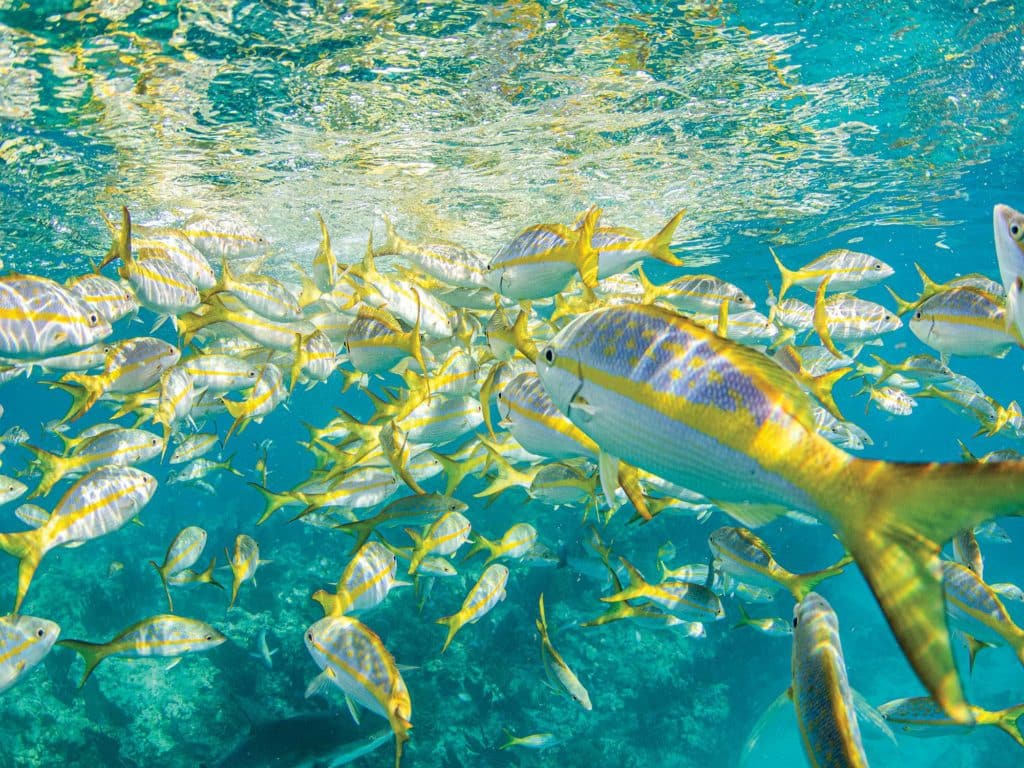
{"left": 405, "top": 508, "right": 472, "bottom": 575}
{"left": 436, "top": 563, "right": 509, "bottom": 652}
{"left": 602, "top": 558, "right": 724, "bottom": 622}
{"left": 537, "top": 593, "right": 591, "bottom": 710}
{"left": 149, "top": 526, "right": 208, "bottom": 612}
{"left": 733, "top": 602, "right": 793, "bottom": 638}
{"left": 709, "top": 526, "right": 849, "bottom": 601}
{"left": 464, "top": 523, "right": 538, "bottom": 565}
{"left": 169, "top": 433, "right": 219, "bottom": 464}
{"left": 880, "top": 695, "right": 1024, "bottom": 748}
{"left": 250, "top": 628, "right": 277, "bottom": 670}
{"left": 499, "top": 731, "right": 560, "bottom": 750}
{"left": 59, "top": 614, "right": 226, "bottom": 686}
{"left": 227, "top": 534, "right": 265, "bottom": 609}
{"left": 0, "top": 613, "right": 60, "bottom": 693}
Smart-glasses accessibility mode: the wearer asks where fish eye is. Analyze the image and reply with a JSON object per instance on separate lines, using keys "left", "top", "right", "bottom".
{"left": 205, "top": 635, "right": 213, "bottom": 641}
{"left": 307, "top": 632, "right": 314, "bottom": 641}
{"left": 914, "top": 311, "right": 922, "bottom": 319}
{"left": 543, "top": 347, "right": 554, "bottom": 364}
{"left": 1012, "top": 223, "right": 1023, "bottom": 240}
{"left": 884, "top": 314, "right": 892, "bottom": 321}
{"left": 36, "top": 628, "right": 45, "bottom": 638}
{"left": 248, "top": 370, "right": 257, "bottom": 377}
{"left": 792, "top": 616, "right": 798, "bottom": 627}
{"left": 874, "top": 263, "right": 882, "bottom": 270}
{"left": 89, "top": 313, "right": 99, "bottom": 324}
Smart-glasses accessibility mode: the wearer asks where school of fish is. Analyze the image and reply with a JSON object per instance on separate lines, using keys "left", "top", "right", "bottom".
{"left": 0, "top": 200, "right": 1023, "bottom": 768}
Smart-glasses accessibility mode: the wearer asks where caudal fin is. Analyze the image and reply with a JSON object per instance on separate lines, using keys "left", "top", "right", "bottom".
{"left": 58, "top": 638, "right": 110, "bottom": 687}
{"left": 995, "top": 703, "right": 1024, "bottom": 749}
{"left": 788, "top": 553, "right": 853, "bottom": 602}
{"left": 641, "top": 209, "right": 685, "bottom": 267}
{"left": 247, "top": 482, "right": 298, "bottom": 526}
{"left": 0, "top": 528, "right": 45, "bottom": 612}
{"left": 834, "top": 457, "right": 1024, "bottom": 723}
{"left": 436, "top": 612, "right": 464, "bottom": 653}
{"left": 574, "top": 206, "right": 601, "bottom": 290}
{"left": 769, "top": 247, "right": 796, "bottom": 303}
{"left": 21, "top": 444, "right": 69, "bottom": 499}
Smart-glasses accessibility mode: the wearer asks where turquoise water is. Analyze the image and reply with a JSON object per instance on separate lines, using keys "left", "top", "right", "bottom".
{"left": 0, "top": 1, "right": 1023, "bottom": 766}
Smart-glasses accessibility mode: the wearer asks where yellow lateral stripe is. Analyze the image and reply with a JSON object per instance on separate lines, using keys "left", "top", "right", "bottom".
{"left": 0, "top": 636, "right": 35, "bottom": 665}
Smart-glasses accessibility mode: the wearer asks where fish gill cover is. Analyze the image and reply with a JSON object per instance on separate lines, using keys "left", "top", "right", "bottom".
{"left": 0, "top": 1, "right": 1022, "bottom": 767}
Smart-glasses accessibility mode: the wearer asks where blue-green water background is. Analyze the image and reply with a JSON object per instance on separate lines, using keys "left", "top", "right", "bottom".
{"left": 1, "top": 1, "right": 1024, "bottom": 766}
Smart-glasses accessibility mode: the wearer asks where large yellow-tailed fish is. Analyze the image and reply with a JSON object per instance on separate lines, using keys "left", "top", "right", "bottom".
{"left": 879, "top": 696, "right": 1024, "bottom": 749}
{"left": 535, "top": 302, "right": 1024, "bottom": 722}
{"left": 149, "top": 526, "right": 208, "bottom": 613}
{"left": 304, "top": 615, "right": 412, "bottom": 768}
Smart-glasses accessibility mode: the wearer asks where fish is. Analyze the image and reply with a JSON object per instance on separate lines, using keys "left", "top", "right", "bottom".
{"left": 375, "top": 213, "right": 490, "bottom": 289}
{"left": 149, "top": 526, "right": 208, "bottom": 612}
{"left": 709, "top": 526, "right": 849, "bottom": 601}
{"left": 227, "top": 534, "right": 264, "bottom": 609}
{"left": 304, "top": 615, "right": 412, "bottom": 768}
{"left": 879, "top": 696, "right": 1024, "bottom": 748}
{"left": 53, "top": 336, "right": 181, "bottom": 422}
{"left": 210, "top": 256, "right": 301, "bottom": 322}
{"left": 312, "top": 541, "right": 407, "bottom": 617}
{"left": 534, "top": 302, "right": 1024, "bottom": 721}
{"left": 0, "top": 613, "right": 60, "bottom": 694}
{"left": 733, "top": 603, "right": 792, "bottom": 638}
{"left": 993, "top": 203, "right": 1024, "bottom": 296}
{"left": 344, "top": 304, "right": 425, "bottom": 377}
{"left": 249, "top": 629, "right": 277, "bottom": 670}
{"left": 99, "top": 208, "right": 201, "bottom": 317}
{"left": 0, "top": 476, "right": 27, "bottom": 507}
{"left": 908, "top": 287, "right": 1019, "bottom": 358}
{"left": 941, "top": 560, "right": 1024, "bottom": 670}
{"left": 59, "top": 614, "right": 226, "bottom": 686}
{"left": 0, "top": 273, "right": 112, "bottom": 360}
{"left": 0, "top": 466, "right": 157, "bottom": 611}
{"left": 536, "top": 593, "right": 591, "bottom": 710}
{"left": 496, "top": 371, "right": 598, "bottom": 459}
{"left": 499, "top": 730, "right": 560, "bottom": 750}
{"left": 332, "top": 494, "right": 466, "bottom": 555}
{"left": 485, "top": 207, "right": 601, "bottom": 300}
{"left": 23, "top": 427, "right": 163, "bottom": 498}
{"left": 789, "top": 593, "right": 868, "bottom": 767}
{"left": 180, "top": 354, "right": 260, "bottom": 393}
{"left": 601, "top": 557, "right": 724, "bottom": 622}
{"left": 463, "top": 523, "right": 538, "bottom": 565}
{"left": 220, "top": 363, "right": 287, "bottom": 440}
{"left": 637, "top": 267, "right": 754, "bottom": 314}
{"left": 206, "top": 714, "right": 390, "bottom": 768}
{"left": 169, "top": 433, "right": 220, "bottom": 464}
{"left": 436, "top": 563, "right": 509, "bottom": 652}
{"left": 65, "top": 273, "right": 138, "bottom": 324}
{"left": 405, "top": 507, "right": 472, "bottom": 575}
{"left": 771, "top": 247, "right": 893, "bottom": 302}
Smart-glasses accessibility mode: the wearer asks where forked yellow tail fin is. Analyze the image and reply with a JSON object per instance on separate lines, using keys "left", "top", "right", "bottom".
{"left": 834, "top": 457, "right": 1024, "bottom": 723}
{"left": 642, "top": 209, "right": 685, "bottom": 267}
